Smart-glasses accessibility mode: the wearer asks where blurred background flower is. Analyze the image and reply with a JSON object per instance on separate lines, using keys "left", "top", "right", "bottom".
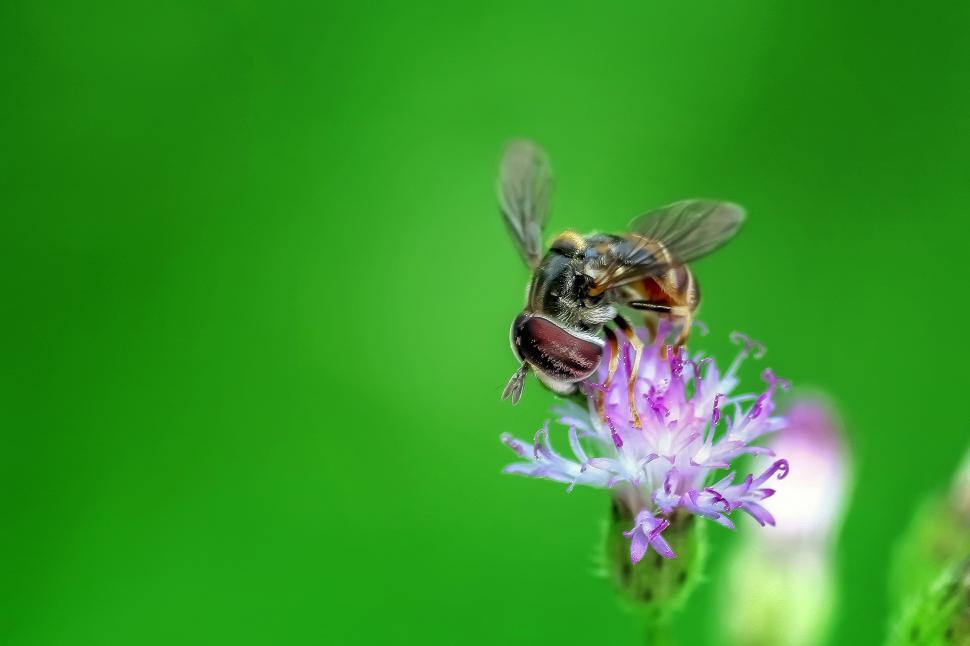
{"left": 721, "top": 399, "right": 851, "bottom": 646}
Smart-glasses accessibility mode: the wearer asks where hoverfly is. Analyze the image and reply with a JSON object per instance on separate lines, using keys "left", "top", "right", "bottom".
{"left": 499, "top": 140, "right": 744, "bottom": 427}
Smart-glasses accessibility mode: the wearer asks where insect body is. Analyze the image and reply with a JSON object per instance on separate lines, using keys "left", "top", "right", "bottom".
{"left": 499, "top": 140, "right": 744, "bottom": 425}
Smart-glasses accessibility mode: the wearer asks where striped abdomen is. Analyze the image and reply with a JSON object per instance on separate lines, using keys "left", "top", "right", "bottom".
{"left": 625, "top": 236, "right": 700, "bottom": 311}
{"left": 636, "top": 265, "right": 700, "bottom": 310}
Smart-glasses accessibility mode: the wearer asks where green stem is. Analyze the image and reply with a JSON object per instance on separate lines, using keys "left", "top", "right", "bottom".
{"left": 641, "top": 615, "right": 674, "bottom": 646}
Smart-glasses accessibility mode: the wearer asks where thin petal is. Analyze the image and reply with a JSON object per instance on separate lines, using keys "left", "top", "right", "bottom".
{"left": 740, "top": 501, "right": 776, "bottom": 527}
{"left": 629, "top": 529, "right": 649, "bottom": 564}
{"left": 649, "top": 534, "right": 676, "bottom": 559}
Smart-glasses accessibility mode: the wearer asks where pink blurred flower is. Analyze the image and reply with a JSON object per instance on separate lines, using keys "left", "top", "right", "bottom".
{"left": 722, "top": 398, "right": 850, "bottom": 645}
{"left": 760, "top": 400, "right": 850, "bottom": 547}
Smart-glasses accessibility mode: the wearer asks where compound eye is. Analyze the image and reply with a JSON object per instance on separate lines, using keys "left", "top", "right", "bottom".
{"left": 510, "top": 313, "right": 603, "bottom": 382}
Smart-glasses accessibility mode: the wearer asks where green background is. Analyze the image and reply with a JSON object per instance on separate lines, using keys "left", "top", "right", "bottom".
{"left": 3, "top": 1, "right": 970, "bottom": 644}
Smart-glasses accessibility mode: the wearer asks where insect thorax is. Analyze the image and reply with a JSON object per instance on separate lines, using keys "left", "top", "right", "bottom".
{"left": 529, "top": 246, "right": 616, "bottom": 333}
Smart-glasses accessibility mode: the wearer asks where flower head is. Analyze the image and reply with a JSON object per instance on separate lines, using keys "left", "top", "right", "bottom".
{"left": 502, "top": 324, "right": 790, "bottom": 563}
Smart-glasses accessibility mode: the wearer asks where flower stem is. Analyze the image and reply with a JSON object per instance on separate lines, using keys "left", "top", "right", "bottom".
{"left": 641, "top": 615, "right": 674, "bottom": 646}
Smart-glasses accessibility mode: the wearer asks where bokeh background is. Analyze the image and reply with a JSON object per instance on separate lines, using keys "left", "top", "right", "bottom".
{"left": 4, "top": 2, "right": 970, "bottom": 644}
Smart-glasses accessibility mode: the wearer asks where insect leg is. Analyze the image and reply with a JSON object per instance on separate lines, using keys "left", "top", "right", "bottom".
{"left": 597, "top": 327, "right": 621, "bottom": 419}
{"left": 643, "top": 315, "right": 658, "bottom": 343}
{"left": 502, "top": 363, "right": 530, "bottom": 404}
{"left": 603, "top": 327, "right": 621, "bottom": 389}
{"left": 625, "top": 301, "right": 668, "bottom": 343}
{"left": 626, "top": 301, "right": 692, "bottom": 357}
{"left": 673, "top": 308, "right": 693, "bottom": 349}
{"left": 626, "top": 300, "right": 672, "bottom": 313}
{"left": 612, "top": 314, "right": 644, "bottom": 430}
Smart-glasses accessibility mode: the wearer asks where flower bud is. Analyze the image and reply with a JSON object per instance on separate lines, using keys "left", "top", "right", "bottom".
{"left": 889, "top": 559, "right": 970, "bottom": 645}
{"left": 891, "top": 448, "right": 970, "bottom": 609}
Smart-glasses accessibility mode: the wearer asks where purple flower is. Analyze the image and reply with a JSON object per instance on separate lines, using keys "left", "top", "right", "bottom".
{"left": 502, "top": 325, "right": 790, "bottom": 564}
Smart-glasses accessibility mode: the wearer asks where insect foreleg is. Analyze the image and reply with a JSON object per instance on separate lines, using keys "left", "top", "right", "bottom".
{"left": 612, "top": 314, "right": 644, "bottom": 430}
{"left": 625, "top": 300, "right": 667, "bottom": 341}
{"left": 673, "top": 309, "right": 694, "bottom": 349}
{"left": 597, "top": 327, "right": 621, "bottom": 419}
{"left": 626, "top": 301, "right": 692, "bottom": 354}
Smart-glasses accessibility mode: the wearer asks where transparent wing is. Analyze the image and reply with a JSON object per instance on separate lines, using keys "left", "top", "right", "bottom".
{"left": 497, "top": 140, "right": 553, "bottom": 269}
{"left": 630, "top": 199, "right": 745, "bottom": 261}
{"left": 591, "top": 200, "right": 745, "bottom": 292}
